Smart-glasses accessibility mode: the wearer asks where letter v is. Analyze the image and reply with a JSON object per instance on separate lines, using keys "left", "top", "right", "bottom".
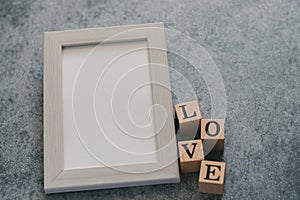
{"left": 181, "top": 143, "right": 198, "bottom": 159}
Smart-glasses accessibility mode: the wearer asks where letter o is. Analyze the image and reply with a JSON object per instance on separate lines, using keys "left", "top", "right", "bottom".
{"left": 205, "top": 121, "right": 220, "bottom": 137}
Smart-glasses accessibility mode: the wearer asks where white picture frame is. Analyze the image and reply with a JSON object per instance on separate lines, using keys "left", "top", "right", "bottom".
{"left": 44, "top": 22, "right": 180, "bottom": 193}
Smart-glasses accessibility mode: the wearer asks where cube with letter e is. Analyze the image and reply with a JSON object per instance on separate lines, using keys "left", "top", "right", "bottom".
{"left": 198, "top": 160, "right": 226, "bottom": 194}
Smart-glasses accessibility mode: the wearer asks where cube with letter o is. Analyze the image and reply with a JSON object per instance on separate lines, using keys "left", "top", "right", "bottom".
{"left": 201, "top": 119, "right": 225, "bottom": 152}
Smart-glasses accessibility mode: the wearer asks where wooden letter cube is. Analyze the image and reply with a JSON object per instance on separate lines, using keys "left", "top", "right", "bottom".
{"left": 175, "top": 100, "right": 202, "bottom": 140}
{"left": 199, "top": 160, "right": 226, "bottom": 194}
{"left": 201, "top": 119, "right": 224, "bottom": 152}
{"left": 178, "top": 140, "right": 204, "bottom": 173}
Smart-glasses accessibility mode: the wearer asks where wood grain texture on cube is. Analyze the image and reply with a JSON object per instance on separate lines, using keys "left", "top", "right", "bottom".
{"left": 199, "top": 160, "right": 226, "bottom": 194}
{"left": 178, "top": 140, "right": 204, "bottom": 173}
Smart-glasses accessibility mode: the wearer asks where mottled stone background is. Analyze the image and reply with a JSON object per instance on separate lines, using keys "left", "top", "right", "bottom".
{"left": 0, "top": 0, "right": 299, "bottom": 199}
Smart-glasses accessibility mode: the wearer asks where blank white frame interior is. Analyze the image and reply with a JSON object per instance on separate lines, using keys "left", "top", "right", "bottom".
{"left": 44, "top": 23, "right": 180, "bottom": 193}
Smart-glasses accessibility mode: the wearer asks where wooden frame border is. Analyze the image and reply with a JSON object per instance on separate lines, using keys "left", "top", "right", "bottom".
{"left": 44, "top": 23, "right": 179, "bottom": 193}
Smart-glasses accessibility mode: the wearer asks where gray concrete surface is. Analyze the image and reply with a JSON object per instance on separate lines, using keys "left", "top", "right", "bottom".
{"left": 0, "top": 0, "right": 299, "bottom": 199}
